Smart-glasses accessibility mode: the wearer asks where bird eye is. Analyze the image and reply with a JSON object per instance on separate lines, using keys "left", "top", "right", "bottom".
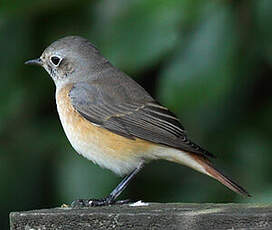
{"left": 50, "top": 56, "right": 61, "bottom": 66}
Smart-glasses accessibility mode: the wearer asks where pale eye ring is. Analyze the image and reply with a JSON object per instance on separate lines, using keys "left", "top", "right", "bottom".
{"left": 50, "top": 56, "right": 62, "bottom": 66}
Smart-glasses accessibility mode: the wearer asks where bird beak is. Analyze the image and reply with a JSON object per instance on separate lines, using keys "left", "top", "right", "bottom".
{"left": 24, "top": 58, "right": 42, "bottom": 66}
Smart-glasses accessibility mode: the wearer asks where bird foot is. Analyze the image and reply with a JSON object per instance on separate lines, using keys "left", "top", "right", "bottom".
{"left": 70, "top": 197, "right": 131, "bottom": 208}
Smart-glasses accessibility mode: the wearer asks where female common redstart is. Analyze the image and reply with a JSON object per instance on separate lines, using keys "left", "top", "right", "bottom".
{"left": 25, "top": 36, "right": 250, "bottom": 207}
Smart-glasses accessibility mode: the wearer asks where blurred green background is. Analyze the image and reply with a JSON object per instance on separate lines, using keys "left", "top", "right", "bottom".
{"left": 1, "top": 0, "right": 272, "bottom": 228}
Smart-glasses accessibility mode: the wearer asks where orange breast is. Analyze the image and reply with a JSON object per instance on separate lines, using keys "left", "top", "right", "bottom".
{"left": 55, "top": 84, "right": 155, "bottom": 175}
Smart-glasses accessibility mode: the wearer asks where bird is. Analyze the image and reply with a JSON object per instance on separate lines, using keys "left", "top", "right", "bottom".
{"left": 25, "top": 36, "right": 250, "bottom": 207}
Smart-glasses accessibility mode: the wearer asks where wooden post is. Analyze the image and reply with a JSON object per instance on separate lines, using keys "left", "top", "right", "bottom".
{"left": 10, "top": 203, "right": 272, "bottom": 229}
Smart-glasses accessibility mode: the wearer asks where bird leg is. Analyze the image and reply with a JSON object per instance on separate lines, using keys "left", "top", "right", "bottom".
{"left": 71, "top": 163, "right": 144, "bottom": 208}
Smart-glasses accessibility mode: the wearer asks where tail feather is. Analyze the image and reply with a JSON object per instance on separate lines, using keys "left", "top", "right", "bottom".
{"left": 169, "top": 150, "right": 250, "bottom": 197}
{"left": 191, "top": 154, "right": 250, "bottom": 197}
{"left": 199, "top": 158, "right": 250, "bottom": 197}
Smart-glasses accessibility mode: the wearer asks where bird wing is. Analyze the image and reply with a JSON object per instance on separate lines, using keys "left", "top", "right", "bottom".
{"left": 69, "top": 81, "right": 214, "bottom": 158}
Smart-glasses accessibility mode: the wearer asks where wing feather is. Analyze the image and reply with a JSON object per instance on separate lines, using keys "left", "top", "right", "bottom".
{"left": 69, "top": 82, "right": 214, "bottom": 158}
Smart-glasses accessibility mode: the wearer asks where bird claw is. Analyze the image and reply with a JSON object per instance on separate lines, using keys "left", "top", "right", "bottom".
{"left": 70, "top": 198, "right": 131, "bottom": 208}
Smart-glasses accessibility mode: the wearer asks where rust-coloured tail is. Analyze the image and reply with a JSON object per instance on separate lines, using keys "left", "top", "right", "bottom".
{"left": 162, "top": 147, "right": 250, "bottom": 196}
{"left": 191, "top": 154, "right": 250, "bottom": 197}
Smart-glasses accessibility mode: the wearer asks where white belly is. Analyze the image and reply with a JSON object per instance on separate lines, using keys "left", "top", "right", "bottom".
{"left": 55, "top": 85, "right": 207, "bottom": 177}
{"left": 55, "top": 86, "right": 151, "bottom": 176}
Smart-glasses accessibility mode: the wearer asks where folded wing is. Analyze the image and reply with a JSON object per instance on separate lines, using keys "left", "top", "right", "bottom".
{"left": 69, "top": 81, "right": 214, "bottom": 158}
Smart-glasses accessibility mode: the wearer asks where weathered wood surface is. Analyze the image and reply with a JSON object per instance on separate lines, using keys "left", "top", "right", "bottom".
{"left": 10, "top": 203, "right": 272, "bottom": 230}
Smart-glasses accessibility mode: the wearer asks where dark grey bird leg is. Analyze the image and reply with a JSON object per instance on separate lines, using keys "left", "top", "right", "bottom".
{"left": 71, "top": 163, "right": 144, "bottom": 208}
